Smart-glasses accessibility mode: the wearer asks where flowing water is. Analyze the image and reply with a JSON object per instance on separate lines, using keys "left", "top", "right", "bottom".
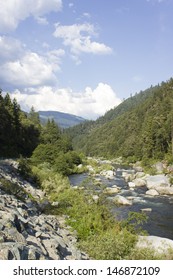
{"left": 69, "top": 169, "right": 173, "bottom": 240}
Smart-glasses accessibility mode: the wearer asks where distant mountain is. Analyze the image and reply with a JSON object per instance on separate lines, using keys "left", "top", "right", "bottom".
{"left": 38, "top": 110, "right": 87, "bottom": 128}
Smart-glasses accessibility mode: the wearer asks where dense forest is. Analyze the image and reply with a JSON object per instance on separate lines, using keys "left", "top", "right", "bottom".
{"left": 0, "top": 90, "right": 82, "bottom": 175}
{"left": 67, "top": 78, "right": 173, "bottom": 162}
{"left": 0, "top": 91, "right": 40, "bottom": 158}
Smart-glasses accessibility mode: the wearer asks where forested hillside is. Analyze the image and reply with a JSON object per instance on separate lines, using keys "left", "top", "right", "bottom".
{"left": 67, "top": 78, "right": 173, "bottom": 162}
{"left": 0, "top": 92, "right": 82, "bottom": 175}
{"left": 0, "top": 91, "right": 40, "bottom": 157}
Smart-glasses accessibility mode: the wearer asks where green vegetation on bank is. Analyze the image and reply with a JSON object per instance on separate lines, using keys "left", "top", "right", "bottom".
{"left": 19, "top": 159, "right": 173, "bottom": 260}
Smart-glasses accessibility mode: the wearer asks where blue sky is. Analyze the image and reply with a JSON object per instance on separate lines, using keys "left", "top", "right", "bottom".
{"left": 0, "top": 0, "right": 173, "bottom": 119}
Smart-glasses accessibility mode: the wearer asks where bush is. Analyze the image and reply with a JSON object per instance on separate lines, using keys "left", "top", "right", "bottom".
{"left": 42, "top": 173, "right": 70, "bottom": 201}
{"left": 80, "top": 228, "right": 137, "bottom": 260}
{"left": 18, "top": 156, "right": 40, "bottom": 185}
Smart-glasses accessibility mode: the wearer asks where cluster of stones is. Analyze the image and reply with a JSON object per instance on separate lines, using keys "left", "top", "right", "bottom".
{"left": 0, "top": 160, "right": 88, "bottom": 260}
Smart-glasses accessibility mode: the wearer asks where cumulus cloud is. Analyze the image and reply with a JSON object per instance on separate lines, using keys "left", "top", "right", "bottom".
{"left": 0, "top": 47, "right": 64, "bottom": 88}
{"left": 53, "top": 23, "right": 112, "bottom": 61}
{"left": 10, "top": 83, "right": 121, "bottom": 119}
{"left": 0, "top": 0, "right": 62, "bottom": 32}
{"left": 0, "top": 36, "right": 24, "bottom": 62}
{"left": 0, "top": 52, "right": 56, "bottom": 87}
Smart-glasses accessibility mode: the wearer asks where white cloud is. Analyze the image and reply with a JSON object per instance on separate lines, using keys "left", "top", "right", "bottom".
{"left": 0, "top": 34, "right": 65, "bottom": 88}
{"left": 10, "top": 83, "right": 121, "bottom": 119}
{"left": 35, "top": 16, "right": 49, "bottom": 25}
{"left": 53, "top": 23, "right": 112, "bottom": 61}
{"left": 0, "top": 0, "right": 62, "bottom": 32}
{"left": 0, "top": 36, "right": 24, "bottom": 62}
{"left": 0, "top": 49, "right": 64, "bottom": 88}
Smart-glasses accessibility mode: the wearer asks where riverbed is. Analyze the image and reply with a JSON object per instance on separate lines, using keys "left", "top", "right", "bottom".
{"left": 69, "top": 169, "right": 173, "bottom": 240}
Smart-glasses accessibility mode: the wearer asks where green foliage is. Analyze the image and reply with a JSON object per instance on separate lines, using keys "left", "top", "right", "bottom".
{"left": 0, "top": 92, "right": 40, "bottom": 158}
{"left": 30, "top": 163, "right": 70, "bottom": 201}
{"left": 120, "top": 212, "right": 148, "bottom": 235}
{"left": 18, "top": 156, "right": 40, "bottom": 185}
{"left": 67, "top": 78, "right": 173, "bottom": 162}
{"left": 80, "top": 228, "right": 137, "bottom": 260}
{"left": 30, "top": 119, "right": 82, "bottom": 176}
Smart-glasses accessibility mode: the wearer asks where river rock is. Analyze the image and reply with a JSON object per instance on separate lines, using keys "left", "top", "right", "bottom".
{"left": 122, "top": 172, "right": 135, "bottom": 182}
{"left": 145, "top": 175, "right": 170, "bottom": 190}
{"left": 100, "top": 170, "right": 115, "bottom": 179}
{"left": 136, "top": 235, "right": 173, "bottom": 255}
{"left": 135, "top": 172, "right": 146, "bottom": 178}
{"left": 103, "top": 186, "right": 120, "bottom": 194}
{"left": 113, "top": 195, "right": 132, "bottom": 206}
{"left": 146, "top": 189, "right": 159, "bottom": 196}
{"left": 133, "top": 178, "right": 146, "bottom": 187}
{"left": 153, "top": 162, "right": 165, "bottom": 174}
{"left": 155, "top": 186, "right": 173, "bottom": 195}
{"left": 141, "top": 208, "right": 152, "bottom": 212}
{"left": 128, "top": 182, "right": 136, "bottom": 188}
{"left": 133, "top": 162, "right": 143, "bottom": 172}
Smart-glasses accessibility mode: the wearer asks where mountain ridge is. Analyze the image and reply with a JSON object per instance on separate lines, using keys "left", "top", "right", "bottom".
{"left": 38, "top": 110, "right": 87, "bottom": 128}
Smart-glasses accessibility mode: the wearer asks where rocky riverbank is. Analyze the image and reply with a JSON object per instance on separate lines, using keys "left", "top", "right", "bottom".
{"left": 81, "top": 158, "right": 173, "bottom": 256}
{"left": 0, "top": 160, "right": 89, "bottom": 260}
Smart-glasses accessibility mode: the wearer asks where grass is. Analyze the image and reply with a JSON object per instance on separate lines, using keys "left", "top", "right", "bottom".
{"left": 13, "top": 160, "right": 173, "bottom": 260}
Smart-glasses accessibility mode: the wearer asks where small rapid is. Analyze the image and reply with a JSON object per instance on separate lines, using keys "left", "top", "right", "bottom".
{"left": 69, "top": 168, "right": 173, "bottom": 240}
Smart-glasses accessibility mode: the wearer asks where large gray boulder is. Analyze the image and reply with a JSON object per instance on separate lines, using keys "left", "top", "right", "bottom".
{"left": 145, "top": 175, "right": 170, "bottom": 190}
{"left": 137, "top": 235, "right": 173, "bottom": 255}
{"left": 146, "top": 189, "right": 159, "bottom": 196}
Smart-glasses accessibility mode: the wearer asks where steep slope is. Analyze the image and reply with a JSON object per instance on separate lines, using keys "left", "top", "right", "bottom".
{"left": 0, "top": 160, "right": 88, "bottom": 260}
{"left": 38, "top": 110, "right": 86, "bottom": 128}
{"left": 67, "top": 79, "right": 173, "bottom": 161}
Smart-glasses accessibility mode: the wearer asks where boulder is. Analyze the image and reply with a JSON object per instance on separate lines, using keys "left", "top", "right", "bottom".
{"left": 136, "top": 235, "right": 173, "bottom": 255}
{"left": 103, "top": 186, "right": 120, "bottom": 194}
{"left": 133, "top": 178, "right": 146, "bottom": 187}
{"left": 145, "top": 175, "right": 170, "bottom": 190}
{"left": 155, "top": 186, "right": 173, "bottom": 195}
{"left": 113, "top": 195, "right": 132, "bottom": 206}
{"left": 146, "top": 189, "right": 159, "bottom": 196}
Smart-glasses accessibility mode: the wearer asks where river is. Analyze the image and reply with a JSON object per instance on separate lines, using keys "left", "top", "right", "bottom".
{"left": 69, "top": 168, "right": 173, "bottom": 240}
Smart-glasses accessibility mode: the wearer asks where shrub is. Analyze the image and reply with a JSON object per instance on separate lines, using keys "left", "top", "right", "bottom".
{"left": 80, "top": 228, "right": 137, "bottom": 260}
{"left": 18, "top": 156, "right": 40, "bottom": 185}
